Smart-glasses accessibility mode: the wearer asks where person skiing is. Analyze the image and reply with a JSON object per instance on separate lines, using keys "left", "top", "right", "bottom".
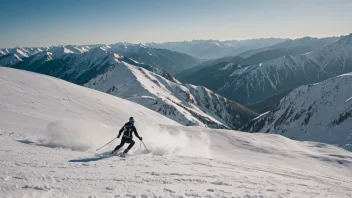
{"left": 111, "top": 117, "right": 142, "bottom": 154}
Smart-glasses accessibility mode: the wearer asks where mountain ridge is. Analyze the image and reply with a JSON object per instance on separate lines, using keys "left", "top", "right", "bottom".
{"left": 181, "top": 34, "right": 352, "bottom": 108}
{"left": 85, "top": 61, "right": 257, "bottom": 129}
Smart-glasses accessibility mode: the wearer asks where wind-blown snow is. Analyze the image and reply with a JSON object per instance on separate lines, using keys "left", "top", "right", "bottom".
{"left": 1, "top": 67, "right": 352, "bottom": 197}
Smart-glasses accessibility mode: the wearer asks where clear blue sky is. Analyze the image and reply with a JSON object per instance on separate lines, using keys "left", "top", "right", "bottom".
{"left": 1, "top": 0, "right": 352, "bottom": 48}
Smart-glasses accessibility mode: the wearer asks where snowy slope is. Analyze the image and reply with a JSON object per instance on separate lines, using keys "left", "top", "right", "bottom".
{"left": 0, "top": 67, "right": 178, "bottom": 135}
{"left": 243, "top": 73, "right": 352, "bottom": 151}
{"left": 1, "top": 67, "right": 352, "bottom": 197}
{"left": 85, "top": 62, "right": 257, "bottom": 129}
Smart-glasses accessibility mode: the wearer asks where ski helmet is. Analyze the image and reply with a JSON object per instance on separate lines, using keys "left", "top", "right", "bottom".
{"left": 129, "top": 117, "right": 134, "bottom": 122}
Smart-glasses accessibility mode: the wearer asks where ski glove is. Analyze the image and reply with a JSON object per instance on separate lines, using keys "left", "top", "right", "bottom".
{"left": 139, "top": 137, "right": 143, "bottom": 141}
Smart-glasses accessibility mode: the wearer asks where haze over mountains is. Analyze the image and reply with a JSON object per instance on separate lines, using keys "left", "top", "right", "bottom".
{"left": 146, "top": 38, "right": 287, "bottom": 60}
{"left": 179, "top": 36, "right": 342, "bottom": 106}
{"left": 0, "top": 44, "right": 199, "bottom": 75}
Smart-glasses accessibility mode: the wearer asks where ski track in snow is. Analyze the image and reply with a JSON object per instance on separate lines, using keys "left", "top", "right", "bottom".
{"left": 0, "top": 67, "right": 352, "bottom": 197}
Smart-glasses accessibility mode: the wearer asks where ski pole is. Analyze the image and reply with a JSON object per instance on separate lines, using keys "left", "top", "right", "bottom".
{"left": 141, "top": 140, "right": 150, "bottom": 153}
{"left": 96, "top": 137, "right": 117, "bottom": 151}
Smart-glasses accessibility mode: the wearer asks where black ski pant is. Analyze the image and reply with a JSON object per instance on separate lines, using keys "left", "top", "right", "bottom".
{"left": 113, "top": 137, "right": 135, "bottom": 153}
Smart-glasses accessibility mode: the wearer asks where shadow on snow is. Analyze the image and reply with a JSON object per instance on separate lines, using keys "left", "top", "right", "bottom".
{"left": 68, "top": 155, "right": 113, "bottom": 163}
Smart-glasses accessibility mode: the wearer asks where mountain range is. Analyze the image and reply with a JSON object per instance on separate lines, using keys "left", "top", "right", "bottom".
{"left": 177, "top": 37, "right": 337, "bottom": 82}
{"left": 0, "top": 44, "right": 200, "bottom": 75}
{"left": 179, "top": 35, "right": 350, "bottom": 113}
{"left": 2, "top": 34, "right": 352, "bottom": 140}
{"left": 2, "top": 46, "right": 257, "bottom": 129}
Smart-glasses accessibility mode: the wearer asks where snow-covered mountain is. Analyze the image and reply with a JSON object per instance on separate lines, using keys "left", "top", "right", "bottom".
{"left": 182, "top": 34, "right": 352, "bottom": 108}
{"left": 1, "top": 67, "right": 352, "bottom": 197}
{"left": 7, "top": 47, "right": 256, "bottom": 129}
{"left": 0, "top": 47, "right": 42, "bottom": 66}
{"left": 0, "top": 45, "right": 88, "bottom": 66}
{"left": 243, "top": 73, "right": 352, "bottom": 151}
{"left": 146, "top": 38, "right": 287, "bottom": 59}
{"left": 12, "top": 47, "right": 177, "bottom": 85}
{"left": 11, "top": 47, "right": 116, "bottom": 85}
{"left": 1, "top": 44, "right": 200, "bottom": 75}
{"left": 85, "top": 62, "right": 257, "bottom": 129}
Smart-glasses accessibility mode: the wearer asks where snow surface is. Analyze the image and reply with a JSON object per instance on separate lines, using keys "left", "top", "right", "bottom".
{"left": 1, "top": 67, "right": 352, "bottom": 197}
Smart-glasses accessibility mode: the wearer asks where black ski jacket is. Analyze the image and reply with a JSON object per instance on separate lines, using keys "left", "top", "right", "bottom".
{"left": 118, "top": 122, "right": 141, "bottom": 139}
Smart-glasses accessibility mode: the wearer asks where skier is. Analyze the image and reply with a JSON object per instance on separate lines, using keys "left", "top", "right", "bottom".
{"left": 111, "top": 117, "right": 142, "bottom": 154}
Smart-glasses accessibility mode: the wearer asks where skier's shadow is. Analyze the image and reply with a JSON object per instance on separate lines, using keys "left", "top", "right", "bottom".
{"left": 68, "top": 152, "right": 121, "bottom": 163}
{"left": 69, "top": 156, "right": 109, "bottom": 163}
